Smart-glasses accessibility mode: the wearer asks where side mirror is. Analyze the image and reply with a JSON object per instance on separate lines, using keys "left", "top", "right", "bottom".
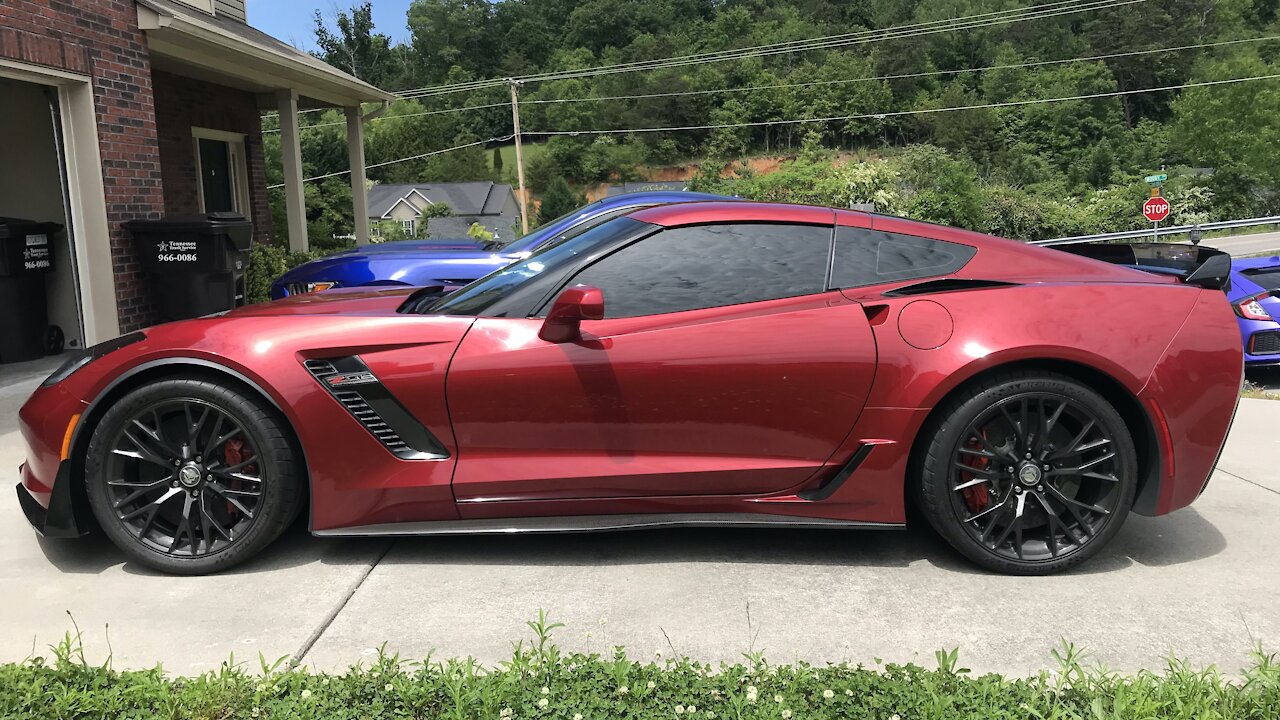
{"left": 539, "top": 285, "right": 604, "bottom": 343}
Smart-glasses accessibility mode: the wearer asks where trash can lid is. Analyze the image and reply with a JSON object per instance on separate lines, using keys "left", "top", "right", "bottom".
{"left": 0, "top": 217, "right": 63, "bottom": 239}
{"left": 124, "top": 213, "right": 252, "bottom": 232}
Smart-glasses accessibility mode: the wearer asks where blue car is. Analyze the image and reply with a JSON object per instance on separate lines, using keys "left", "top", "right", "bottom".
{"left": 1229, "top": 255, "right": 1280, "bottom": 366}
{"left": 270, "top": 191, "right": 731, "bottom": 300}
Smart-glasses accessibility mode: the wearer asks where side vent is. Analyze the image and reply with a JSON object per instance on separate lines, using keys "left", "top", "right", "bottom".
{"left": 304, "top": 357, "right": 449, "bottom": 460}
{"left": 883, "top": 278, "right": 1018, "bottom": 298}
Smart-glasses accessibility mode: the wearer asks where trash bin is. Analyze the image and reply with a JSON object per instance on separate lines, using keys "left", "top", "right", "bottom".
{"left": 125, "top": 212, "right": 253, "bottom": 321}
{"left": 0, "top": 217, "right": 59, "bottom": 364}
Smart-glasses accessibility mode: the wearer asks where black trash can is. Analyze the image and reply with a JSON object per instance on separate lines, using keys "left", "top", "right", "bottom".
{"left": 0, "top": 217, "right": 60, "bottom": 364}
{"left": 125, "top": 213, "right": 253, "bottom": 321}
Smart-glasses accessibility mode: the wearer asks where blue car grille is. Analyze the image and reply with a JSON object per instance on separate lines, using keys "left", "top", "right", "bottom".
{"left": 1251, "top": 331, "right": 1280, "bottom": 355}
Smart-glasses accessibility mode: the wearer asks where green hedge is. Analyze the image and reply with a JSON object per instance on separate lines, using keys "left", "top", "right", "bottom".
{"left": 245, "top": 244, "right": 345, "bottom": 305}
{"left": 3, "top": 617, "right": 1279, "bottom": 720}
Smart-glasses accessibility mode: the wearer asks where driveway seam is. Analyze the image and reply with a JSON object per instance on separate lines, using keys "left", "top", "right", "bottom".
{"left": 291, "top": 539, "right": 395, "bottom": 667}
{"left": 1216, "top": 467, "right": 1279, "bottom": 496}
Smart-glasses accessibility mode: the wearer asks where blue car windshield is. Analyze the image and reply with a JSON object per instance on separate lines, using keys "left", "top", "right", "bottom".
{"left": 502, "top": 200, "right": 607, "bottom": 252}
{"left": 429, "top": 217, "right": 645, "bottom": 316}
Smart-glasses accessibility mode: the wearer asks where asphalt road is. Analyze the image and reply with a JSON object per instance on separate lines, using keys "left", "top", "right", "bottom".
{"left": 2, "top": 366, "right": 1278, "bottom": 678}
{"left": 1190, "top": 230, "right": 1280, "bottom": 258}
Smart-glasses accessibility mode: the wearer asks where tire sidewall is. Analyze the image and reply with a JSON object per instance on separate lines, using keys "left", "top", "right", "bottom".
{"left": 918, "top": 373, "right": 1138, "bottom": 575}
{"left": 84, "top": 378, "right": 297, "bottom": 575}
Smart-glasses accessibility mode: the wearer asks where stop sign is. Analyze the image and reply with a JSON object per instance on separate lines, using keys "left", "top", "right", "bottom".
{"left": 1143, "top": 196, "right": 1171, "bottom": 223}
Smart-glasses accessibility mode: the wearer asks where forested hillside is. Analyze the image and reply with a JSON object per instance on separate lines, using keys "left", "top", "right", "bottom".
{"left": 269, "top": 0, "right": 1280, "bottom": 243}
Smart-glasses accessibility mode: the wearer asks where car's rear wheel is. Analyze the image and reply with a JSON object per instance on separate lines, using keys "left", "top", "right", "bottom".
{"left": 916, "top": 372, "right": 1137, "bottom": 575}
{"left": 85, "top": 378, "right": 301, "bottom": 575}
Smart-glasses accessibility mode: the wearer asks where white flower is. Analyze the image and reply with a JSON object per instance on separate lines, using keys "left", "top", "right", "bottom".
{"left": 823, "top": 689, "right": 834, "bottom": 699}
{"left": 619, "top": 685, "right": 629, "bottom": 695}
{"left": 599, "top": 617, "right": 607, "bottom": 626}
{"left": 647, "top": 681, "right": 657, "bottom": 690}
{"left": 890, "top": 715, "right": 900, "bottom": 720}
{"left": 538, "top": 698, "right": 549, "bottom": 708}
{"left": 707, "top": 712, "right": 716, "bottom": 719}
{"left": 781, "top": 710, "right": 792, "bottom": 719}
{"left": 687, "top": 705, "right": 696, "bottom": 713}
{"left": 710, "top": 689, "right": 720, "bottom": 697}
{"left": 574, "top": 715, "right": 583, "bottom": 720}
{"left": 301, "top": 689, "right": 313, "bottom": 700}
{"left": 384, "top": 683, "right": 394, "bottom": 692}
{"left": 775, "top": 694, "right": 784, "bottom": 704}
{"left": 250, "top": 709, "right": 260, "bottom": 718}
{"left": 585, "top": 631, "right": 593, "bottom": 639}
{"left": 746, "top": 686, "right": 757, "bottom": 695}
{"left": 321, "top": 677, "right": 330, "bottom": 686}
{"left": 541, "top": 687, "right": 550, "bottom": 695}
{"left": 845, "top": 689, "right": 853, "bottom": 697}
{"left": 255, "top": 683, "right": 267, "bottom": 693}
{"left": 500, "top": 707, "right": 513, "bottom": 718}
{"left": 675, "top": 705, "right": 685, "bottom": 714}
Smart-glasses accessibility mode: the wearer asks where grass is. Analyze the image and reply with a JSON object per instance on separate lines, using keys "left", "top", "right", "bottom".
{"left": 488, "top": 142, "right": 549, "bottom": 178}
{"left": 1242, "top": 380, "right": 1280, "bottom": 400}
{"left": 3, "top": 614, "right": 1280, "bottom": 720}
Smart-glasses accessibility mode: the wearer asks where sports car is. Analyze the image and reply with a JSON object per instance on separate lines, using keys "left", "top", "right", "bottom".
{"left": 17, "top": 202, "right": 1243, "bottom": 576}
{"left": 1228, "top": 255, "right": 1280, "bottom": 365}
{"left": 269, "top": 190, "right": 731, "bottom": 299}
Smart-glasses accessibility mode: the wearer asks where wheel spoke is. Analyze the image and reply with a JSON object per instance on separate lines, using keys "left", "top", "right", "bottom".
{"left": 119, "top": 486, "right": 181, "bottom": 521}
{"left": 207, "top": 481, "right": 261, "bottom": 497}
{"left": 954, "top": 477, "right": 991, "bottom": 491}
{"left": 206, "top": 483, "right": 255, "bottom": 519}
{"left": 111, "top": 476, "right": 173, "bottom": 509}
{"left": 958, "top": 446, "right": 995, "bottom": 459}
{"left": 1033, "top": 400, "right": 1067, "bottom": 456}
{"left": 133, "top": 416, "right": 182, "bottom": 459}
{"left": 121, "top": 429, "right": 175, "bottom": 469}
{"left": 1045, "top": 482, "right": 1111, "bottom": 517}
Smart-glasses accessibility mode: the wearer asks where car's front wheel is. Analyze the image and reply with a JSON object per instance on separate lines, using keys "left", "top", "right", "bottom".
{"left": 916, "top": 372, "right": 1137, "bottom": 575}
{"left": 84, "top": 378, "right": 301, "bottom": 575}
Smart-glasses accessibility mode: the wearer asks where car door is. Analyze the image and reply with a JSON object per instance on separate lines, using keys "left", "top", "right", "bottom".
{"left": 445, "top": 220, "right": 879, "bottom": 507}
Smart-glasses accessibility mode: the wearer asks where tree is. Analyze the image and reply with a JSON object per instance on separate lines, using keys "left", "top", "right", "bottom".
{"left": 493, "top": 147, "right": 504, "bottom": 174}
{"left": 537, "top": 177, "right": 584, "bottom": 226}
{"left": 313, "top": 3, "right": 395, "bottom": 87}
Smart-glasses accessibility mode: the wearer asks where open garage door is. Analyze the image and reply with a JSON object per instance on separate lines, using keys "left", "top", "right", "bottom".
{"left": 0, "top": 78, "right": 83, "bottom": 368}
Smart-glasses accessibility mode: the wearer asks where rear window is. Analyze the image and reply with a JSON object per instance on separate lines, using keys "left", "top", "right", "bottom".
{"left": 1241, "top": 267, "right": 1280, "bottom": 291}
{"left": 831, "top": 226, "right": 976, "bottom": 289}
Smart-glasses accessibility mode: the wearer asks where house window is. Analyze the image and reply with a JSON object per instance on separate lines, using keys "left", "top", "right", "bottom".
{"left": 192, "top": 128, "right": 249, "bottom": 216}
{"left": 401, "top": 219, "right": 416, "bottom": 236}
{"left": 370, "top": 221, "right": 382, "bottom": 237}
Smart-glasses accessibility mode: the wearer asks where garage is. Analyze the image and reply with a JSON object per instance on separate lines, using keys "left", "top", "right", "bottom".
{"left": 0, "top": 77, "right": 82, "bottom": 365}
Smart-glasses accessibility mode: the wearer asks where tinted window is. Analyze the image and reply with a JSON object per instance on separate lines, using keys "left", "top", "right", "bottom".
{"left": 568, "top": 223, "right": 830, "bottom": 318}
{"left": 831, "top": 226, "right": 976, "bottom": 289}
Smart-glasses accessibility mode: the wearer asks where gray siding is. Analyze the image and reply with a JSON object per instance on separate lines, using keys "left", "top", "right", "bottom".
{"left": 215, "top": 0, "right": 246, "bottom": 22}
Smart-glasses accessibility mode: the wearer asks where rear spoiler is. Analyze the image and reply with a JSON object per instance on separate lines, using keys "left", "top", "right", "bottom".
{"left": 1051, "top": 242, "right": 1232, "bottom": 290}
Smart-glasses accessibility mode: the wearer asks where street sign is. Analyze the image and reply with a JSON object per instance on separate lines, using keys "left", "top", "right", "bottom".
{"left": 1144, "top": 173, "right": 1168, "bottom": 184}
{"left": 1143, "top": 196, "right": 1171, "bottom": 223}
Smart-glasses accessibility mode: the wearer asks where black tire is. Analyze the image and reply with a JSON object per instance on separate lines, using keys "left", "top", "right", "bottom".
{"left": 85, "top": 378, "right": 301, "bottom": 575}
{"left": 916, "top": 372, "right": 1137, "bottom": 575}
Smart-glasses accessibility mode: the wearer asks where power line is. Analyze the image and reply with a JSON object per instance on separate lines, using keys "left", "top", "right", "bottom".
{"left": 267, "top": 135, "right": 513, "bottom": 188}
{"left": 281, "top": 71, "right": 1278, "bottom": 189}
{"left": 393, "top": 0, "right": 1141, "bottom": 99}
{"left": 523, "top": 73, "right": 1280, "bottom": 137}
{"left": 262, "top": 102, "right": 509, "bottom": 133}
{"left": 268, "top": 34, "right": 1275, "bottom": 134}
{"left": 522, "top": 35, "right": 1280, "bottom": 105}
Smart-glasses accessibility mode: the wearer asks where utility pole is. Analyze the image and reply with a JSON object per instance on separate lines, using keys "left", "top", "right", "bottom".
{"left": 508, "top": 79, "right": 530, "bottom": 235}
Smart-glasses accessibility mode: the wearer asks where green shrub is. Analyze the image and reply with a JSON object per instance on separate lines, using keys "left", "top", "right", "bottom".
{"left": 245, "top": 244, "right": 344, "bottom": 305}
{"left": 2, "top": 617, "right": 1278, "bottom": 720}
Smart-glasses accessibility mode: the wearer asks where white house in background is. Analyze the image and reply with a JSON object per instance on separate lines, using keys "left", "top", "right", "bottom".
{"left": 367, "top": 182, "right": 521, "bottom": 240}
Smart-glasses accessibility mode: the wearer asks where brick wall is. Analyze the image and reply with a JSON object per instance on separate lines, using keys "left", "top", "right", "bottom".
{"left": 152, "top": 70, "right": 272, "bottom": 248}
{"left": 0, "top": 0, "right": 163, "bottom": 332}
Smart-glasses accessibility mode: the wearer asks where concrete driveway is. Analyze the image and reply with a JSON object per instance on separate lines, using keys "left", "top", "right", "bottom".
{"left": 2, "top": 366, "right": 1278, "bottom": 678}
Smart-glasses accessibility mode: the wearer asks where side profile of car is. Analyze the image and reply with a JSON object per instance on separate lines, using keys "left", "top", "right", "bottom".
{"left": 18, "top": 202, "right": 1242, "bottom": 576}
{"left": 1227, "top": 255, "right": 1280, "bottom": 365}
{"left": 269, "top": 190, "right": 732, "bottom": 299}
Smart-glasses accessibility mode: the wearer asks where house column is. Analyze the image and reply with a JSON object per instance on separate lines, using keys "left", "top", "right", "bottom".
{"left": 275, "top": 89, "right": 308, "bottom": 252}
{"left": 346, "top": 106, "right": 371, "bottom": 246}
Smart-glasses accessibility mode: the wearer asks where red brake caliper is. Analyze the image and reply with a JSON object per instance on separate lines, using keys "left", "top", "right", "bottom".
{"left": 221, "top": 439, "right": 257, "bottom": 517}
{"left": 960, "top": 437, "right": 990, "bottom": 513}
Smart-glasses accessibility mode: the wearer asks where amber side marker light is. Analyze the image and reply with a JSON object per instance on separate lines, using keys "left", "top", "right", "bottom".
{"left": 60, "top": 414, "right": 81, "bottom": 461}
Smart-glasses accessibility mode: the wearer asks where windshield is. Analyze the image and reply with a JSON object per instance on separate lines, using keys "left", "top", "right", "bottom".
{"left": 502, "top": 200, "right": 606, "bottom": 252}
{"left": 427, "top": 217, "right": 646, "bottom": 316}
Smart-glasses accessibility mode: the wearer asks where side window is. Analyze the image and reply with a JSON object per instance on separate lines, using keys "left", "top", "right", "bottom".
{"left": 831, "top": 226, "right": 976, "bottom": 288}
{"left": 568, "top": 223, "right": 831, "bottom": 318}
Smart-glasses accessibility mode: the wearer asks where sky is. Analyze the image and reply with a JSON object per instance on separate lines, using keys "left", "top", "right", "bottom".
{"left": 246, "top": 0, "right": 414, "bottom": 51}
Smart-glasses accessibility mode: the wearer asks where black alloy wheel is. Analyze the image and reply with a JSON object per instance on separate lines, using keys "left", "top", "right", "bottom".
{"left": 917, "top": 372, "right": 1137, "bottom": 575}
{"left": 85, "top": 378, "right": 301, "bottom": 574}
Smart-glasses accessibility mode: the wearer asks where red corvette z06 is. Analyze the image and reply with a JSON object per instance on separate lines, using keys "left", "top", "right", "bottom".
{"left": 17, "top": 202, "right": 1242, "bottom": 575}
